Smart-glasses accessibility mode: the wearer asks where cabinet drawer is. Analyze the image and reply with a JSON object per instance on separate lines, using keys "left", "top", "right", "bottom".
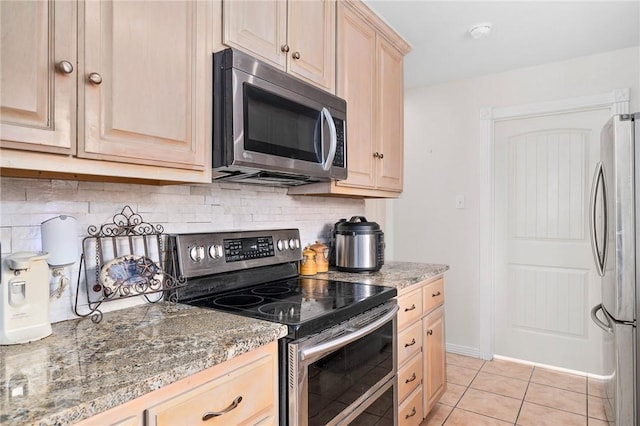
{"left": 397, "top": 320, "right": 422, "bottom": 367}
{"left": 423, "top": 277, "right": 444, "bottom": 313}
{"left": 398, "top": 353, "right": 422, "bottom": 403}
{"left": 397, "top": 288, "right": 423, "bottom": 330}
{"left": 146, "top": 352, "right": 276, "bottom": 426}
{"left": 398, "top": 385, "right": 423, "bottom": 426}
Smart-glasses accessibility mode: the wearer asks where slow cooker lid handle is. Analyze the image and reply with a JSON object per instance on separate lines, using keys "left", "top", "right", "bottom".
{"left": 349, "top": 216, "right": 368, "bottom": 223}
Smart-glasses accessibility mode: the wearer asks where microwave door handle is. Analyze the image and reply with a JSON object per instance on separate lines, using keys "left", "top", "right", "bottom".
{"left": 589, "top": 162, "right": 606, "bottom": 277}
{"left": 299, "top": 305, "right": 398, "bottom": 362}
{"left": 321, "top": 107, "right": 337, "bottom": 171}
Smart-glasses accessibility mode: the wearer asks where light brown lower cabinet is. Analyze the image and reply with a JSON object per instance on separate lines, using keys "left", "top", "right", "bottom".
{"left": 423, "top": 306, "right": 446, "bottom": 414}
{"left": 76, "top": 341, "right": 278, "bottom": 426}
{"left": 396, "top": 276, "right": 447, "bottom": 424}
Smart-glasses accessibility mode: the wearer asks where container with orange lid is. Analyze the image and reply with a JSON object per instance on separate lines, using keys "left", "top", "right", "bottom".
{"left": 300, "top": 246, "right": 317, "bottom": 276}
{"left": 309, "top": 241, "right": 329, "bottom": 273}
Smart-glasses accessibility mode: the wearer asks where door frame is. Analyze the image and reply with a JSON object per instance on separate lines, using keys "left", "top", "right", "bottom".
{"left": 478, "top": 88, "right": 630, "bottom": 360}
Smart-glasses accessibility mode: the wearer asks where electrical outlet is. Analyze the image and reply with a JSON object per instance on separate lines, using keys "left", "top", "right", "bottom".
{"left": 455, "top": 195, "right": 465, "bottom": 209}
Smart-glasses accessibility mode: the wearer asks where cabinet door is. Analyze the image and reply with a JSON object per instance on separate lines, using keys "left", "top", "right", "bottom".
{"left": 423, "top": 306, "right": 446, "bottom": 414}
{"left": 80, "top": 1, "right": 207, "bottom": 170}
{"left": 0, "top": 0, "right": 76, "bottom": 153}
{"left": 287, "top": 0, "right": 335, "bottom": 92}
{"left": 335, "top": 3, "right": 376, "bottom": 189}
{"left": 398, "top": 386, "right": 423, "bottom": 426}
{"left": 146, "top": 350, "right": 276, "bottom": 426}
{"left": 223, "top": 0, "right": 287, "bottom": 70}
{"left": 375, "top": 36, "right": 404, "bottom": 191}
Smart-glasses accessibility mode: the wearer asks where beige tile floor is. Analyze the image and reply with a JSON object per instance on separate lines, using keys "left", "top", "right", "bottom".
{"left": 420, "top": 353, "right": 608, "bottom": 426}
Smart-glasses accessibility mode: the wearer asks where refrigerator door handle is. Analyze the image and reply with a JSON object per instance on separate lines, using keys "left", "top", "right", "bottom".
{"left": 590, "top": 303, "right": 613, "bottom": 334}
{"left": 589, "top": 162, "right": 607, "bottom": 277}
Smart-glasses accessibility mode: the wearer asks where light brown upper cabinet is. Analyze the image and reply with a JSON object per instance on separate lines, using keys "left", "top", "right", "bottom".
{"left": 223, "top": 0, "right": 336, "bottom": 93}
{"left": 0, "top": 1, "right": 76, "bottom": 154}
{"left": 0, "top": 0, "right": 212, "bottom": 183}
{"left": 289, "top": 0, "right": 410, "bottom": 198}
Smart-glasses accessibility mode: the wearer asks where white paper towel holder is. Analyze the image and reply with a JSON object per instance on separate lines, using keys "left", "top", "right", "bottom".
{"left": 41, "top": 215, "right": 79, "bottom": 298}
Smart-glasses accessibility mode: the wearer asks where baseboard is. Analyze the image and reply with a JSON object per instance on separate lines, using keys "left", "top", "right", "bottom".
{"left": 445, "top": 343, "right": 485, "bottom": 359}
{"left": 493, "top": 354, "right": 608, "bottom": 380}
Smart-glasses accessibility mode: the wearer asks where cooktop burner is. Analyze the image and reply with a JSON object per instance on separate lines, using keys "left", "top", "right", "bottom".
{"left": 185, "top": 277, "right": 396, "bottom": 338}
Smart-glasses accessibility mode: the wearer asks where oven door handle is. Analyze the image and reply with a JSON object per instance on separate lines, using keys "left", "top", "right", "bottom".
{"left": 299, "top": 305, "right": 398, "bottom": 362}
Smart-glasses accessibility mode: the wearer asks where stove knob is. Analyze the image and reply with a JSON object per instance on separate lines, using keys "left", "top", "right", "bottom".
{"left": 277, "top": 239, "right": 284, "bottom": 251}
{"left": 288, "top": 238, "right": 296, "bottom": 250}
{"left": 209, "top": 245, "right": 221, "bottom": 259}
{"left": 294, "top": 238, "right": 300, "bottom": 249}
{"left": 189, "top": 246, "right": 205, "bottom": 262}
{"left": 216, "top": 245, "right": 224, "bottom": 258}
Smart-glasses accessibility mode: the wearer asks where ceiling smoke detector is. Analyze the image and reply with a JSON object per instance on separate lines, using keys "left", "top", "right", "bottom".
{"left": 468, "top": 23, "right": 492, "bottom": 39}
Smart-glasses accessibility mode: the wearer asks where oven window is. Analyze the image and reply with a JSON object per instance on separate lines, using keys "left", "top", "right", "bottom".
{"left": 307, "top": 321, "right": 394, "bottom": 426}
{"left": 243, "top": 84, "right": 321, "bottom": 163}
{"left": 349, "top": 385, "right": 395, "bottom": 426}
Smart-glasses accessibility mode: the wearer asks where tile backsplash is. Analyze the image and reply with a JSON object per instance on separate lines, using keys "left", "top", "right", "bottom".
{"left": 0, "top": 177, "right": 364, "bottom": 323}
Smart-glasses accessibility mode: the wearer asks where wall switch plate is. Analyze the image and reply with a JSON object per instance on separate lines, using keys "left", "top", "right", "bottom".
{"left": 455, "top": 195, "right": 465, "bottom": 209}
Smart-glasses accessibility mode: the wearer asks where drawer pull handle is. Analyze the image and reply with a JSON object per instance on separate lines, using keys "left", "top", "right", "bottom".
{"left": 427, "top": 329, "right": 433, "bottom": 336}
{"left": 405, "top": 372, "right": 417, "bottom": 383}
{"left": 432, "top": 291, "right": 441, "bottom": 297}
{"left": 404, "top": 304, "right": 416, "bottom": 312}
{"left": 405, "top": 407, "right": 417, "bottom": 419}
{"left": 202, "top": 396, "right": 242, "bottom": 421}
{"left": 404, "top": 338, "right": 416, "bottom": 347}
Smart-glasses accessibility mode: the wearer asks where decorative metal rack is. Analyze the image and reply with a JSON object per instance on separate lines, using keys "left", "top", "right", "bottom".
{"left": 74, "top": 205, "right": 185, "bottom": 323}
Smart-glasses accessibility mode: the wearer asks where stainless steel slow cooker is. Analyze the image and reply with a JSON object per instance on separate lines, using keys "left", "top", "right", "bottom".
{"left": 333, "top": 216, "right": 384, "bottom": 272}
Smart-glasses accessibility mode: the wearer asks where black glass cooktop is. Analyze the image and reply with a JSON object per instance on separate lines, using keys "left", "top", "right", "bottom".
{"left": 184, "top": 277, "right": 397, "bottom": 339}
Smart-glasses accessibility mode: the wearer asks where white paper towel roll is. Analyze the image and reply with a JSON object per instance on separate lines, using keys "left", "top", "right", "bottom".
{"left": 41, "top": 215, "right": 78, "bottom": 267}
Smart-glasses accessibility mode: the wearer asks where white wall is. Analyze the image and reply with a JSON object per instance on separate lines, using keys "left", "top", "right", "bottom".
{"left": 392, "top": 46, "right": 640, "bottom": 357}
{"left": 0, "top": 178, "right": 364, "bottom": 323}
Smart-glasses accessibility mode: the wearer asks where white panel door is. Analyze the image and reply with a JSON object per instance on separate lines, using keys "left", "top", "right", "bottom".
{"left": 494, "top": 108, "right": 610, "bottom": 373}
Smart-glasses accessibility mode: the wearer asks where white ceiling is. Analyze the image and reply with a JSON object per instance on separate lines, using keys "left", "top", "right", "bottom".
{"left": 363, "top": 1, "right": 640, "bottom": 88}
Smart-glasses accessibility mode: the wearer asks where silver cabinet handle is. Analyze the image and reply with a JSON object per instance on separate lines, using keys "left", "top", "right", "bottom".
{"left": 373, "top": 152, "right": 379, "bottom": 158}
{"left": 427, "top": 329, "right": 433, "bottom": 336}
{"left": 432, "top": 291, "right": 441, "bottom": 297}
{"left": 405, "top": 372, "right": 417, "bottom": 384}
{"left": 292, "top": 51, "right": 301, "bottom": 60}
{"left": 405, "top": 407, "right": 417, "bottom": 419}
{"left": 57, "top": 60, "right": 74, "bottom": 74}
{"left": 379, "top": 153, "right": 384, "bottom": 159}
{"left": 281, "top": 44, "right": 290, "bottom": 53}
{"left": 202, "top": 396, "right": 242, "bottom": 421}
{"left": 404, "top": 304, "right": 416, "bottom": 312}
{"left": 404, "top": 338, "right": 416, "bottom": 347}
{"left": 88, "top": 72, "right": 103, "bottom": 85}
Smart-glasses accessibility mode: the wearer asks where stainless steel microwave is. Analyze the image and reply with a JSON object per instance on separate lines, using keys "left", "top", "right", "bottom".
{"left": 212, "top": 48, "right": 347, "bottom": 186}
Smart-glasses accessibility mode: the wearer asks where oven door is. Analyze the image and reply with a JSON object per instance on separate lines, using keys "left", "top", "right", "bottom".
{"left": 288, "top": 302, "right": 398, "bottom": 426}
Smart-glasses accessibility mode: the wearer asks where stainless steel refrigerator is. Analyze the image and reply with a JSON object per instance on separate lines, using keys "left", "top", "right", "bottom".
{"left": 590, "top": 113, "right": 639, "bottom": 426}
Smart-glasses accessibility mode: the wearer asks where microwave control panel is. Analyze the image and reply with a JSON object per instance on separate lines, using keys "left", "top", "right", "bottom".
{"left": 333, "top": 119, "right": 346, "bottom": 168}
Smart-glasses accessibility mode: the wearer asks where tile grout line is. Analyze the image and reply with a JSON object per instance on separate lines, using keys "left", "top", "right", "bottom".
{"left": 513, "top": 365, "right": 537, "bottom": 425}
{"left": 439, "top": 360, "right": 486, "bottom": 425}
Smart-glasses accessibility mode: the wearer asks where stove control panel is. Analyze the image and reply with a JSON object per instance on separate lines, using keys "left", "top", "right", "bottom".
{"left": 170, "top": 229, "right": 302, "bottom": 278}
{"left": 223, "top": 236, "right": 275, "bottom": 262}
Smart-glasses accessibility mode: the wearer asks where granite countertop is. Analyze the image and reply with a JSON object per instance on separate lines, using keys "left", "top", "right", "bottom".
{"left": 0, "top": 261, "right": 447, "bottom": 426}
{"left": 0, "top": 303, "right": 288, "bottom": 426}
{"left": 316, "top": 261, "right": 449, "bottom": 292}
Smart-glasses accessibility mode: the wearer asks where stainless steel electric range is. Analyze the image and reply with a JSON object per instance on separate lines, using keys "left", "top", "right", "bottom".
{"left": 167, "top": 229, "right": 398, "bottom": 426}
